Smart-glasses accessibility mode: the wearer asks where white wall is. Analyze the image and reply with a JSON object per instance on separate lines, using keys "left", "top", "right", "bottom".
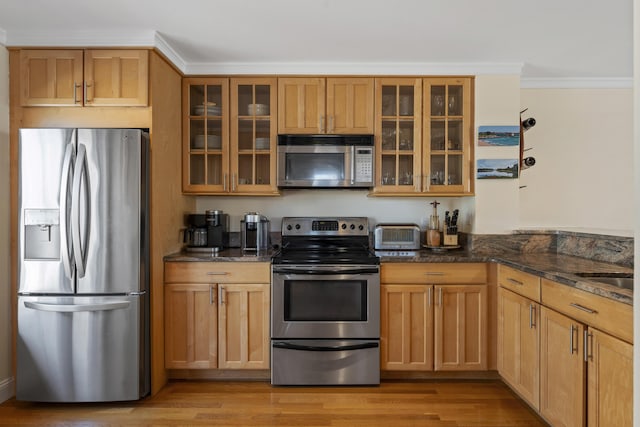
{"left": 0, "top": 44, "right": 12, "bottom": 402}
{"left": 519, "top": 88, "right": 634, "bottom": 236}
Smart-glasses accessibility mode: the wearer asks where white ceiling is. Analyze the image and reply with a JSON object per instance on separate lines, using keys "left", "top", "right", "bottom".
{"left": 0, "top": 0, "right": 632, "bottom": 87}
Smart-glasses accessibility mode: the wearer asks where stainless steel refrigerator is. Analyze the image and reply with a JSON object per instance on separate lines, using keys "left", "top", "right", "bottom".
{"left": 17, "top": 128, "right": 150, "bottom": 402}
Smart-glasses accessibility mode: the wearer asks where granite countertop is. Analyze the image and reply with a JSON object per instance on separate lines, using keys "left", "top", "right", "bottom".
{"left": 165, "top": 247, "right": 633, "bottom": 305}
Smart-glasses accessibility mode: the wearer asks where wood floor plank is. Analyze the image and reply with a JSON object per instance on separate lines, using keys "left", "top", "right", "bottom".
{"left": 0, "top": 380, "right": 547, "bottom": 426}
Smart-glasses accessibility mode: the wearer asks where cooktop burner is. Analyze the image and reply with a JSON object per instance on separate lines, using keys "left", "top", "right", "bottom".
{"left": 272, "top": 217, "right": 380, "bottom": 266}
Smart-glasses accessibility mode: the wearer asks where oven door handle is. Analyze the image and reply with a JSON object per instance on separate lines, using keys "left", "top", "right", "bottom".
{"left": 272, "top": 268, "right": 379, "bottom": 275}
{"left": 272, "top": 341, "right": 379, "bottom": 352}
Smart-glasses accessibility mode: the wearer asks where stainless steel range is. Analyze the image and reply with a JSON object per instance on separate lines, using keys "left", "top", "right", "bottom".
{"left": 271, "top": 217, "right": 380, "bottom": 386}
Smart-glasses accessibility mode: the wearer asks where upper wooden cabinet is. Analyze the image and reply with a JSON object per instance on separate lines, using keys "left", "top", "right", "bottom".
{"left": 278, "top": 77, "right": 374, "bottom": 134}
{"left": 19, "top": 49, "right": 148, "bottom": 107}
{"left": 372, "top": 77, "right": 474, "bottom": 196}
{"left": 182, "top": 77, "right": 278, "bottom": 195}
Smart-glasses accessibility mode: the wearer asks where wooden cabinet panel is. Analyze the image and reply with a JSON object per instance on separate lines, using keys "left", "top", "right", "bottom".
{"left": 380, "top": 284, "right": 433, "bottom": 371}
{"left": 165, "top": 261, "right": 271, "bottom": 284}
{"left": 497, "top": 288, "right": 540, "bottom": 410}
{"left": 164, "top": 284, "right": 217, "bottom": 369}
{"left": 218, "top": 283, "right": 270, "bottom": 369}
{"left": 434, "top": 284, "right": 487, "bottom": 371}
{"left": 587, "top": 327, "right": 633, "bottom": 427}
{"left": 381, "top": 263, "right": 487, "bottom": 284}
{"left": 541, "top": 279, "right": 633, "bottom": 344}
{"left": 20, "top": 49, "right": 84, "bottom": 106}
{"left": 497, "top": 264, "right": 541, "bottom": 302}
{"left": 84, "top": 49, "right": 148, "bottom": 106}
{"left": 19, "top": 49, "right": 148, "bottom": 107}
{"left": 326, "top": 77, "right": 374, "bottom": 134}
{"left": 278, "top": 77, "right": 373, "bottom": 134}
{"left": 539, "top": 306, "right": 585, "bottom": 427}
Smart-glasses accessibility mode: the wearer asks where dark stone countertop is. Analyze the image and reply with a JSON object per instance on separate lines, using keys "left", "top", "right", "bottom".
{"left": 164, "top": 247, "right": 633, "bottom": 305}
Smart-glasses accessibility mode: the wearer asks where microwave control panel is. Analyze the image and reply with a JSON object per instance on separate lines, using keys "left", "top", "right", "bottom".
{"left": 354, "top": 147, "right": 373, "bottom": 183}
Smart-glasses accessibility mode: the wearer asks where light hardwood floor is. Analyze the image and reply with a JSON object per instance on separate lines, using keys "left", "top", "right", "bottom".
{"left": 0, "top": 380, "right": 547, "bottom": 426}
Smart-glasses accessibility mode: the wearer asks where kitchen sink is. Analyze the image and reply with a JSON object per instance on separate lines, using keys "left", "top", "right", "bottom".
{"left": 573, "top": 272, "right": 634, "bottom": 291}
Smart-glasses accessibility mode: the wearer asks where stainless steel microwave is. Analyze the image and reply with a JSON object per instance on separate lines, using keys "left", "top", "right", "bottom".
{"left": 277, "top": 134, "right": 374, "bottom": 188}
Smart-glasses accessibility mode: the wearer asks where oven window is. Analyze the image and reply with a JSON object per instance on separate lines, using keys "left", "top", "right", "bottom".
{"left": 284, "top": 279, "right": 367, "bottom": 321}
{"left": 285, "top": 153, "right": 345, "bottom": 181}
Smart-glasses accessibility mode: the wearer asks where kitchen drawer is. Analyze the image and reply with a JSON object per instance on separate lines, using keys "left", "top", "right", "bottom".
{"left": 165, "top": 262, "right": 271, "bottom": 284}
{"left": 497, "top": 265, "right": 541, "bottom": 302}
{"left": 381, "top": 263, "right": 487, "bottom": 284}
{"left": 541, "top": 279, "right": 633, "bottom": 344}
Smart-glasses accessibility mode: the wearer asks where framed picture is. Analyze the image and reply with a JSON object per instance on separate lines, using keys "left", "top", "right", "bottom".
{"left": 478, "top": 126, "right": 520, "bottom": 147}
{"left": 477, "top": 159, "right": 519, "bottom": 179}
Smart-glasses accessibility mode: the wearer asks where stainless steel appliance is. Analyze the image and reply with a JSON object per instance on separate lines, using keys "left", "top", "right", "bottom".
{"left": 277, "top": 134, "right": 374, "bottom": 188}
{"left": 374, "top": 223, "right": 421, "bottom": 250}
{"left": 241, "top": 212, "right": 270, "bottom": 252}
{"left": 17, "top": 128, "right": 150, "bottom": 402}
{"left": 184, "top": 210, "right": 229, "bottom": 253}
{"left": 271, "top": 217, "right": 380, "bottom": 386}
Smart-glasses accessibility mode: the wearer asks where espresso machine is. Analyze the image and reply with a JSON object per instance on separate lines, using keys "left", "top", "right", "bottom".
{"left": 184, "top": 210, "right": 229, "bottom": 253}
{"left": 241, "top": 212, "right": 270, "bottom": 252}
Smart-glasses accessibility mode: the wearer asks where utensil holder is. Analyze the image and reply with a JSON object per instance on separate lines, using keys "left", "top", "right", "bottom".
{"left": 443, "top": 232, "right": 458, "bottom": 246}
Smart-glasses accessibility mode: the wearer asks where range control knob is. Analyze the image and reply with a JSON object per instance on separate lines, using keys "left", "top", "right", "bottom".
{"left": 295, "top": 224, "right": 301, "bottom": 230}
{"left": 350, "top": 224, "right": 355, "bottom": 230}
{"left": 358, "top": 224, "right": 364, "bottom": 231}
{"left": 286, "top": 224, "right": 292, "bottom": 231}
{"left": 341, "top": 223, "right": 347, "bottom": 229}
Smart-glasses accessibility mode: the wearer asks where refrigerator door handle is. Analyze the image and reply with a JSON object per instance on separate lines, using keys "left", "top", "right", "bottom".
{"left": 71, "top": 144, "right": 88, "bottom": 278}
{"left": 59, "top": 143, "right": 75, "bottom": 279}
{"left": 24, "top": 300, "right": 130, "bottom": 313}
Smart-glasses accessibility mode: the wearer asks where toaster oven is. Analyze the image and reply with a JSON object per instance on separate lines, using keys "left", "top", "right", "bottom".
{"left": 374, "top": 223, "right": 421, "bottom": 250}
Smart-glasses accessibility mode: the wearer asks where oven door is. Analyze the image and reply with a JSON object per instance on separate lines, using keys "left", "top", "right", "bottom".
{"left": 271, "top": 264, "right": 380, "bottom": 339}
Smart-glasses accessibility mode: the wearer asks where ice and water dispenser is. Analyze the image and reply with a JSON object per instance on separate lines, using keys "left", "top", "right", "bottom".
{"left": 24, "top": 209, "right": 61, "bottom": 260}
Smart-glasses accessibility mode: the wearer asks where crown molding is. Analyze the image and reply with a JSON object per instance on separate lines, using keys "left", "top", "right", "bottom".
{"left": 184, "top": 61, "right": 524, "bottom": 76}
{"left": 5, "top": 29, "right": 157, "bottom": 48}
{"left": 154, "top": 32, "right": 186, "bottom": 72}
{"left": 520, "top": 77, "right": 633, "bottom": 89}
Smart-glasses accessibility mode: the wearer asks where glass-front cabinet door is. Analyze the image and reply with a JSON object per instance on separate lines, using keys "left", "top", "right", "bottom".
{"left": 230, "top": 78, "right": 278, "bottom": 194}
{"left": 374, "top": 78, "right": 422, "bottom": 194}
{"left": 183, "top": 78, "right": 229, "bottom": 193}
{"left": 423, "top": 77, "right": 473, "bottom": 194}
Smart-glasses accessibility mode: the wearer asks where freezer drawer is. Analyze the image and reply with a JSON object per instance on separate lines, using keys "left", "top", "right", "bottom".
{"left": 17, "top": 295, "right": 149, "bottom": 402}
{"left": 271, "top": 339, "right": 380, "bottom": 386}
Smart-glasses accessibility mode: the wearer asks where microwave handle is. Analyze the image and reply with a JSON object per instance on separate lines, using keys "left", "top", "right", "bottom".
{"left": 350, "top": 145, "right": 355, "bottom": 184}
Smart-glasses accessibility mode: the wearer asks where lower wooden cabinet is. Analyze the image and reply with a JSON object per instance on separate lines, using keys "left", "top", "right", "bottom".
{"left": 218, "top": 283, "right": 270, "bottom": 369}
{"left": 497, "top": 287, "right": 540, "bottom": 409}
{"left": 434, "top": 284, "right": 487, "bottom": 371}
{"left": 587, "top": 327, "right": 633, "bottom": 427}
{"left": 164, "top": 284, "right": 218, "bottom": 369}
{"left": 164, "top": 261, "right": 270, "bottom": 370}
{"left": 539, "top": 306, "right": 585, "bottom": 427}
{"left": 380, "top": 284, "right": 433, "bottom": 370}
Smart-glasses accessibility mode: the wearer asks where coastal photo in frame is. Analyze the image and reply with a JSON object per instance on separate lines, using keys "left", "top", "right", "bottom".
{"left": 478, "top": 125, "right": 520, "bottom": 147}
{"left": 477, "top": 159, "right": 519, "bottom": 179}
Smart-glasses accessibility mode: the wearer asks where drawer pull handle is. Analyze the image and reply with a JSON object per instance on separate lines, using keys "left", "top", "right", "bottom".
{"left": 424, "top": 272, "right": 445, "bottom": 276}
{"left": 569, "top": 303, "right": 597, "bottom": 314}
{"left": 207, "top": 272, "right": 229, "bottom": 276}
{"left": 507, "top": 278, "right": 524, "bottom": 286}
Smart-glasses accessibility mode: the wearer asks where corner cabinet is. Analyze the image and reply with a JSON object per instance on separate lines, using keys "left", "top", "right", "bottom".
{"left": 19, "top": 49, "right": 148, "bottom": 106}
{"left": 278, "top": 77, "right": 374, "bottom": 134}
{"left": 372, "top": 77, "right": 474, "bottom": 196}
{"left": 182, "top": 77, "right": 278, "bottom": 195}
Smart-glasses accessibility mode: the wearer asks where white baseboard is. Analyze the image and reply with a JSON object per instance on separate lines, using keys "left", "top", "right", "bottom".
{"left": 0, "top": 377, "right": 14, "bottom": 403}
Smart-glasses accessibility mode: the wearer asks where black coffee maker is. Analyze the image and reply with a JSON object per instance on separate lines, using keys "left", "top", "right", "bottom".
{"left": 184, "top": 210, "right": 228, "bottom": 252}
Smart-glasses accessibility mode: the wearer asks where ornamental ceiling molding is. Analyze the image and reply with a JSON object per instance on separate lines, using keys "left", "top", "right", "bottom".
{"left": 4, "top": 30, "right": 632, "bottom": 89}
